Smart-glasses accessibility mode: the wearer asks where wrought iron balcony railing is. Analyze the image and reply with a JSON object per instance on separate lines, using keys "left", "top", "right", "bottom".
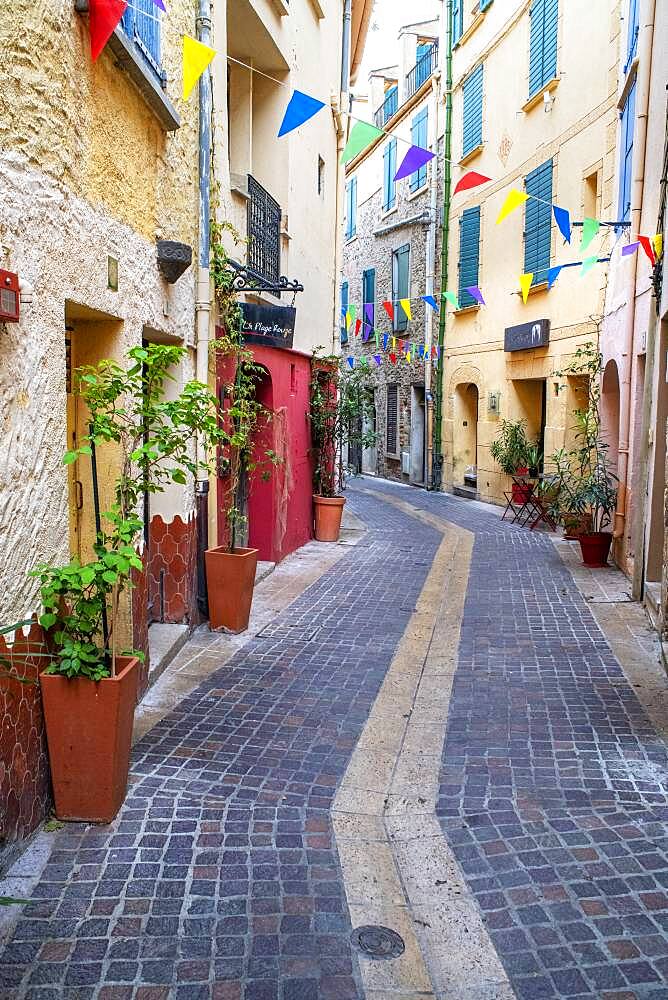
{"left": 373, "top": 85, "right": 398, "bottom": 128}
{"left": 247, "top": 174, "right": 281, "bottom": 296}
{"left": 405, "top": 41, "right": 438, "bottom": 99}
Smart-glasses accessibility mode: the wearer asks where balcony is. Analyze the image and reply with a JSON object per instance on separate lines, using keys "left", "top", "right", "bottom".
{"left": 373, "top": 85, "right": 399, "bottom": 128}
{"left": 247, "top": 175, "right": 282, "bottom": 297}
{"left": 405, "top": 41, "right": 438, "bottom": 99}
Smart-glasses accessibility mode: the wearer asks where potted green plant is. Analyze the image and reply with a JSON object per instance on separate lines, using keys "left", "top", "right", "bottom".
{"left": 32, "top": 344, "right": 222, "bottom": 822}
{"left": 490, "top": 419, "right": 533, "bottom": 503}
{"left": 526, "top": 444, "right": 542, "bottom": 479}
{"left": 207, "top": 223, "right": 280, "bottom": 631}
{"left": 308, "top": 354, "right": 377, "bottom": 541}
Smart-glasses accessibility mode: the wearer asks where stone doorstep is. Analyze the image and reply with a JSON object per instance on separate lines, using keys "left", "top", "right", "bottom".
{"left": 146, "top": 622, "right": 189, "bottom": 690}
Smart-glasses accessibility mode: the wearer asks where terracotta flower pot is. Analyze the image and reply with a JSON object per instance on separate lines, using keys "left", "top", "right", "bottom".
{"left": 40, "top": 656, "right": 139, "bottom": 824}
{"left": 563, "top": 512, "right": 593, "bottom": 540}
{"left": 578, "top": 531, "right": 613, "bottom": 568}
{"left": 313, "top": 495, "right": 345, "bottom": 542}
{"left": 205, "top": 545, "right": 258, "bottom": 633}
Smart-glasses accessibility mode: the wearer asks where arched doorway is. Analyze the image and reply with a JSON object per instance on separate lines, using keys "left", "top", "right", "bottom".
{"left": 453, "top": 382, "right": 479, "bottom": 489}
{"left": 601, "top": 359, "right": 620, "bottom": 472}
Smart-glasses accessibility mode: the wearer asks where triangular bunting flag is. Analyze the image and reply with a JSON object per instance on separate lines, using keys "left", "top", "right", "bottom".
{"left": 638, "top": 235, "right": 657, "bottom": 265}
{"left": 341, "top": 122, "right": 384, "bottom": 164}
{"left": 580, "top": 255, "right": 598, "bottom": 277}
{"left": 519, "top": 273, "right": 533, "bottom": 303}
{"left": 278, "top": 90, "right": 326, "bottom": 137}
{"left": 383, "top": 334, "right": 389, "bottom": 349}
{"left": 394, "top": 145, "right": 435, "bottom": 181}
{"left": 454, "top": 171, "right": 492, "bottom": 196}
{"left": 392, "top": 337, "right": 396, "bottom": 349}
{"left": 399, "top": 299, "right": 412, "bottom": 321}
{"left": 151, "top": 0, "right": 166, "bottom": 11}
{"left": 375, "top": 331, "right": 380, "bottom": 347}
{"left": 465, "top": 286, "right": 485, "bottom": 305}
{"left": 547, "top": 266, "right": 562, "bottom": 289}
{"left": 89, "top": 0, "right": 127, "bottom": 61}
{"left": 364, "top": 303, "right": 374, "bottom": 326}
{"left": 442, "top": 290, "right": 460, "bottom": 310}
{"left": 389, "top": 352, "right": 397, "bottom": 364}
{"left": 398, "top": 339, "right": 404, "bottom": 353}
{"left": 347, "top": 357, "right": 354, "bottom": 369}
{"left": 653, "top": 234, "right": 663, "bottom": 259}
{"left": 373, "top": 354, "right": 382, "bottom": 366}
{"left": 581, "top": 217, "right": 600, "bottom": 252}
{"left": 621, "top": 242, "right": 639, "bottom": 257}
{"left": 346, "top": 304, "right": 356, "bottom": 330}
{"left": 183, "top": 35, "right": 216, "bottom": 100}
{"left": 553, "top": 206, "right": 571, "bottom": 243}
{"left": 496, "top": 190, "right": 529, "bottom": 225}
{"left": 422, "top": 295, "right": 439, "bottom": 312}
{"left": 382, "top": 301, "right": 394, "bottom": 323}
{"left": 359, "top": 356, "right": 369, "bottom": 367}
{"left": 354, "top": 318, "right": 362, "bottom": 337}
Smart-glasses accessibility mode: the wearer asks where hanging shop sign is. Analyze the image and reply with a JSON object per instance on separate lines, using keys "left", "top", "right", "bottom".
{"left": 240, "top": 301, "right": 296, "bottom": 350}
{"left": 504, "top": 318, "right": 550, "bottom": 352}
{"left": 0, "top": 270, "right": 20, "bottom": 323}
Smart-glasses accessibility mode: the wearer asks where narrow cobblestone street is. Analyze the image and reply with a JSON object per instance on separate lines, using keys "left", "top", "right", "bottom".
{"left": 2, "top": 482, "right": 668, "bottom": 1000}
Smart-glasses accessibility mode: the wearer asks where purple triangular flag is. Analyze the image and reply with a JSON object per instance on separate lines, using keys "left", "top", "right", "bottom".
{"left": 364, "top": 303, "right": 374, "bottom": 326}
{"left": 553, "top": 205, "right": 571, "bottom": 243}
{"left": 465, "top": 286, "right": 485, "bottom": 306}
{"left": 394, "top": 145, "right": 435, "bottom": 182}
{"left": 422, "top": 295, "right": 439, "bottom": 312}
{"left": 547, "top": 266, "right": 562, "bottom": 289}
{"left": 151, "top": 0, "right": 166, "bottom": 8}
{"left": 373, "top": 354, "right": 382, "bottom": 366}
{"left": 278, "top": 90, "right": 326, "bottom": 137}
{"left": 622, "top": 242, "right": 640, "bottom": 256}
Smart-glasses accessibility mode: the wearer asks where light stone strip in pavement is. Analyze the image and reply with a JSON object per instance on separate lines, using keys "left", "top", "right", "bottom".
{"left": 333, "top": 489, "right": 516, "bottom": 1000}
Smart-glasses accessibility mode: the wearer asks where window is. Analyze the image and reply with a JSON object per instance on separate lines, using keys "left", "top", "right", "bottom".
{"left": 386, "top": 384, "right": 399, "bottom": 455}
{"left": 524, "top": 158, "right": 553, "bottom": 285}
{"left": 625, "top": 0, "right": 639, "bottom": 73}
{"left": 317, "top": 156, "right": 325, "bottom": 195}
{"left": 415, "top": 41, "right": 433, "bottom": 89}
{"left": 247, "top": 175, "right": 281, "bottom": 292}
{"left": 121, "top": 0, "right": 162, "bottom": 79}
{"left": 583, "top": 169, "right": 600, "bottom": 220}
{"left": 458, "top": 207, "right": 481, "bottom": 308}
{"left": 362, "top": 268, "right": 376, "bottom": 328}
{"left": 618, "top": 80, "right": 636, "bottom": 223}
{"left": 392, "top": 244, "right": 410, "bottom": 332}
{"left": 528, "top": 0, "right": 558, "bottom": 98}
{"left": 345, "top": 177, "right": 357, "bottom": 239}
{"left": 462, "top": 64, "right": 484, "bottom": 157}
{"left": 410, "top": 109, "right": 429, "bottom": 191}
{"left": 383, "top": 139, "right": 397, "bottom": 212}
{"left": 452, "top": 0, "right": 464, "bottom": 45}
{"left": 480, "top": 0, "right": 494, "bottom": 10}
{"left": 340, "top": 281, "right": 349, "bottom": 343}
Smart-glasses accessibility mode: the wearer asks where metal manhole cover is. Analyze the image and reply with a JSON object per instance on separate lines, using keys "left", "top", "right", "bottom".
{"left": 351, "top": 925, "right": 405, "bottom": 960}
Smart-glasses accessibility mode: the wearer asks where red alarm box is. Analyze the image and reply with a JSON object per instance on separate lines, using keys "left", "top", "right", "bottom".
{"left": 0, "top": 270, "right": 20, "bottom": 322}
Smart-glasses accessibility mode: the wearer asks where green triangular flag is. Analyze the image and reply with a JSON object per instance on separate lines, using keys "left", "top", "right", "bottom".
{"left": 442, "top": 290, "right": 460, "bottom": 310}
{"left": 341, "top": 122, "right": 385, "bottom": 164}
{"left": 581, "top": 217, "right": 600, "bottom": 252}
{"left": 580, "top": 255, "right": 599, "bottom": 277}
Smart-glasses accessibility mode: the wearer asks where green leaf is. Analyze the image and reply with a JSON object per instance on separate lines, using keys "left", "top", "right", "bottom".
{"left": 62, "top": 451, "right": 78, "bottom": 465}
{"left": 39, "top": 613, "right": 57, "bottom": 629}
{"left": 102, "top": 571, "right": 118, "bottom": 585}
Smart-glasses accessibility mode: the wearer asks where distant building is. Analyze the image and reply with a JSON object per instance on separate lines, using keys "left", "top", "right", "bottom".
{"left": 340, "top": 17, "right": 442, "bottom": 485}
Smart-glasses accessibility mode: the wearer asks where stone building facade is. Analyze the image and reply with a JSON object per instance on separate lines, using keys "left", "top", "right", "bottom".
{"left": 341, "top": 15, "right": 443, "bottom": 485}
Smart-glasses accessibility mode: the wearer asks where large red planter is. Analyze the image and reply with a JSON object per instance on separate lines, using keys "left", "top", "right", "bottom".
{"left": 205, "top": 545, "right": 258, "bottom": 633}
{"left": 578, "top": 532, "right": 613, "bottom": 568}
{"left": 40, "top": 656, "right": 139, "bottom": 823}
{"left": 313, "top": 495, "right": 345, "bottom": 542}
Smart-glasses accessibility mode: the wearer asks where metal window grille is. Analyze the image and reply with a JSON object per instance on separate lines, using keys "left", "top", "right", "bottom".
{"left": 405, "top": 42, "right": 439, "bottom": 99}
{"left": 386, "top": 384, "right": 398, "bottom": 455}
{"left": 247, "top": 175, "right": 281, "bottom": 294}
{"left": 374, "top": 85, "right": 399, "bottom": 128}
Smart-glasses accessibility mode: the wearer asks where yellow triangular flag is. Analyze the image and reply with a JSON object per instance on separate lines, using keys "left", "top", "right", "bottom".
{"left": 653, "top": 233, "right": 663, "bottom": 259}
{"left": 496, "top": 189, "right": 529, "bottom": 225}
{"left": 392, "top": 337, "right": 396, "bottom": 349}
{"left": 406, "top": 352, "right": 411, "bottom": 363}
{"left": 400, "top": 298, "right": 412, "bottom": 321}
{"left": 519, "top": 273, "right": 533, "bottom": 303}
{"left": 183, "top": 35, "right": 216, "bottom": 101}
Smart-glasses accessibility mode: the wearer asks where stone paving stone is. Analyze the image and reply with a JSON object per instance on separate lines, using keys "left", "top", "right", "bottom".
{"left": 367, "top": 480, "right": 668, "bottom": 1000}
{"left": 0, "top": 491, "right": 442, "bottom": 1000}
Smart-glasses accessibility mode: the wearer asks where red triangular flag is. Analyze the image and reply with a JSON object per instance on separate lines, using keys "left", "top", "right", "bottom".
{"left": 638, "top": 235, "right": 657, "bottom": 266}
{"left": 89, "top": 0, "right": 128, "bottom": 61}
{"left": 354, "top": 318, "right": 362, "bottom": 337}
{"left": 382, "top": 301, "right": 395, "bottom": 323}
{"left": 453, "top": 171, "right": 492, "bottom": 196}
{"left": 389, "top": 352, "right": 397, "bottom": 364}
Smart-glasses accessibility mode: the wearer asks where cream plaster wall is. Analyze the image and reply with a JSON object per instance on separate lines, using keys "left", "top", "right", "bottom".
{"left": 0, "top": 0, "right": 201, "bottom": 625}
{"left": 443, "top": 0, "right": 620, "bottom": 502}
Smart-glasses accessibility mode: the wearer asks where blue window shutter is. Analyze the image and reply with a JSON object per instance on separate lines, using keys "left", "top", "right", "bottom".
{"left": 121, "top": 0, "right": 161, "bottom": 77}
{"left": 363, "top": 268, "right": 376, "bottom": 327}
{"left": 529, "top": 0, "right": 558, "bottom": 98}
{"left": 458, "top": 207, "right": 481, "bottom": 308}
{"left": 392, "top": 245, "right": 410, "bottom": 332}
{"left": 462, "top": 64, "right": 484, "bottom": 157}
{"left": 619, "top": 80, "right": 636, "bottom": 222}
{"left": 452, "top": 0, "right": 463, "bottom": 44}
{"left": 524, "top": 159, "right": 553, "bottom": 284}
{"left": 383, "top": 140, "right": 397, "bottom": 210}
{"left": 625, "top": 0, "right": 639, "bottom": 72}
{"left": 480, "top": 0, "right": 493, "bottom": 10}
{"left": 410, "top": 109, "right": 429, "bottom": 191}
{"left": 340, "top": 281, "right": 349, "bottom": 343}
{"left": 351, "top": 176, "right": 357, "bottom": 235}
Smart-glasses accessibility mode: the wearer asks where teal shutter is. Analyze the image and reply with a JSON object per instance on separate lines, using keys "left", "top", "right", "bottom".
{"left": 340, "top": 281, "right": 349, "bottom": 343}
{"left": 392, "top": 244, "right": 410, "bottom": 332}
{"left": 625, "top": 0, "right": 639, "bottom": 72}
{"left": 524, "top": 159, "right": 553, "bottom": 285}
{"left": 452, "top": 0, "right": 463, "bottom": 44}
{"left": 363, "top": 268, "right": 376, "bottom": 327}
{"left": 345, "top": 177, "right": 357, "bottom": 238}
{"left": 458, "top": 207, "right": 481, "bottom": 308}
{"left": 480, "top": 0, "right": 493, "bottom": 9}
{"left": 529, "top": 0, "right": 558, "bottom": 98}
{"left": 618, "top": 80, "right": 636, "bottom": 222}
{"left": 383, "top": 140, "right": 397, "bottom": 211}
{"left": 462, "top": 64, "right": 484, "bottom": 156}
{"left": 410, "top": 108, "right": 429, "bottom": 191}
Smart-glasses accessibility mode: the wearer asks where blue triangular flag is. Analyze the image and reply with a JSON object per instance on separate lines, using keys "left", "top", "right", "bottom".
{"left": 383, "top": 334, "right": 389, "bottom": 350}
{"left": 373, "top": 354, "right": 382, "bottom": 365}
{"left": 347, "top": 356, "right": 354, "bottom": 369}
{"left": 422, "top": 295, "right": 439, "bottom": 312}
{"left": 553, "top": 206, "right": 571, "bottom": 244}
{"left": 547, "top": 266, "right": 563, "bottom": 289}
{"left": 278, "top": 90, "right": 326, "bottom": 137}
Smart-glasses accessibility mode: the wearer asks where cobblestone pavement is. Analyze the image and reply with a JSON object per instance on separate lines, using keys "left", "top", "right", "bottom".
{"left": 2, "top": 480, "right": 668, "bottom": 1000}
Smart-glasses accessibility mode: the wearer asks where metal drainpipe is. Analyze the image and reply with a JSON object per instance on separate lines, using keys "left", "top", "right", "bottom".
{"left": 341, "top": 0, "right": 352, "bottom": 93}
{"left": 613, "top": 0, "right": 655, "bottom": 554}
{"left": 195, "top": 0, "right": 212, "bottom": 617}
{"left": 425, "top": 72, "right": 441, "bottom": 487}
{"left": 431, "top": 0, "right": 453, "bottom": 490}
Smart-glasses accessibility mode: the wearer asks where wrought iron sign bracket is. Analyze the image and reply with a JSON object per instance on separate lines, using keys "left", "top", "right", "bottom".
{"left": 226, "top": 259, "right": 304, "bottom": 296}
